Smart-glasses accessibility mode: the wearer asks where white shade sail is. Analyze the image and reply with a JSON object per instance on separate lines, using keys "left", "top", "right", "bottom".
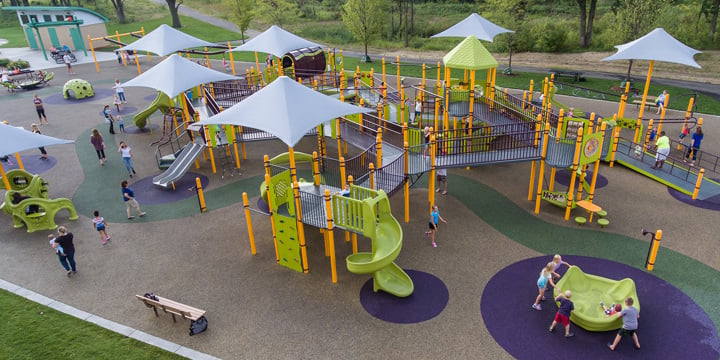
{"left": 119, "top": 54, "right": 238, "bottom": 98}
{"left": 230, "top": 25, "right": 323, "bottom": 57}
{"left": 431, "top": 13, "right": 513, "bottom": 42}
{"left": 117, "top": 24, "right": 217, "bottom": 57}
{"left": 197, "top": 76, "right": 372, "bottom": 147}
{"left": 601, "top": 28, "right": 701, "bottom": 68}
{"left": 0, "top": 123, "right": 73, "bottom": 156}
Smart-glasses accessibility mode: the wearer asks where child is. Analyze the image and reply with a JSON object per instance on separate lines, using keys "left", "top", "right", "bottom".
{"left": 117, "top": 115, "right": 125, "bottom": 133}
{"left": 414, "top": 100, "right": 422, "bottom": 122}
{"left": 113, "top": 95, "right": 122, "bottom": 112}
{"left": 600, "top": 301, "right": 622, "bottom": 316}
{"left": 549, "top": 290, "right": 575, "bottom": 337}
{"left": 532, "top": 262, "right": 556, "bottom": 311}
{"left": 679, "top": 125, "right": 690, "bottom": 143}
{"left": 48, "top": 234, "right": 64, "bottom": 256}
{"left": 423, "top": 127, "right": 431, "bottom": 156}
{"left": 92, "top": 210, "right": 110, "bottom": 245}
{"left": 436, "top": 168, "right": 448, "bottom": 195}
{"left": 608, "top": 297, "right": 641, "bottom": 350}
{"left": 634, "top": 145, "right": 643, "bottom": 159}
{"left": 551, "top": 254, "right": 571, "bottom": 283}
{"left": 425, "top": 205, "right": 447, "bottom": 248}
{"left": 567, "top": 108, "right": 574, "bottom": 118}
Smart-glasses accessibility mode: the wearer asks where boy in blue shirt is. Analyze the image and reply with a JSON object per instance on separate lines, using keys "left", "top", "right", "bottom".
{"left": 549, "top": 290, "right": 575, "bottom": 337}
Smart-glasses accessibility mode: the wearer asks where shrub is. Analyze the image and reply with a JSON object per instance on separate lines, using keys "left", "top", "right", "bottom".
{"left": 7, "top": 60, "right": 30, "bottom": 70}
{"left": 535, "top": 19, "right": 568, "bottom": 52}
{"left": 0, "top": 58, "right": 10, "bottom": 67}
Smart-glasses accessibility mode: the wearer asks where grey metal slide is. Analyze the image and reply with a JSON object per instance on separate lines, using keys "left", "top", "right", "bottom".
{"left": 152, "top": 138, "right": 205, "bottom": 189}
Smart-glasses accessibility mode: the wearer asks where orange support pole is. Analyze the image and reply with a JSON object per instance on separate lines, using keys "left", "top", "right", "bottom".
{"left": 242, "top": 192, "right": 256, "bottom": 255}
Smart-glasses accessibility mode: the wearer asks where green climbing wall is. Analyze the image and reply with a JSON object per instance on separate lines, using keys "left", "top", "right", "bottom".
{"left": 268, "top": 170, "right": 303, "bottom": 272}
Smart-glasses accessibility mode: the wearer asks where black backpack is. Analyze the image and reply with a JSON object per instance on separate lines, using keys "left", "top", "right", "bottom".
{"left": 189, "top": 316, "right": 208, "bottom": 336}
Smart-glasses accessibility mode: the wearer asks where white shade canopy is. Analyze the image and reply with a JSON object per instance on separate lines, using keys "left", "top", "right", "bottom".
{"left": 230, "top": 25, "right": 323, "bottom": 57}
{"left": 0, "top": 123, "right": 73, "bottom": 156}
{"left": 431, "top": 13, "right": 513, "bottom": 42}
{"left": 117, "top": 24, "right": 217, "bottom": 57}
{"left": 197, "top": 76, "right": 372, "bottom": 147}
{"left": 601, "top": 28, "right": 701, "bottom": 68}
{"left": 119, "top": 54, "right": 238, "bottom": 98}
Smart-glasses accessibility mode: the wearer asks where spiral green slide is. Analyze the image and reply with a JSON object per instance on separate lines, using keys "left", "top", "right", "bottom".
{"left": 134, "top": 92, "right": 171, "bottom": 129}
{"left": 345, "top": 189, "right": 414, "bottom": 297}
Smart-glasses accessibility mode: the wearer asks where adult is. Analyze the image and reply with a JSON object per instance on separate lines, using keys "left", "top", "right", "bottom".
{"left": 121, "top": 180, "right": 146, "bottom": 219}
{"left": 651, "top": 131, "right": 670, "bottom": 170}
{"left": 31, "top": 124, "right": 48, "bottom": 160}
{"left": 265, "top": 53, "right": 274, "bottom": 67}
{"left": 90, "top": 128, "right": 106, "bottom": 165}
{"left": 1, "top": 72, "right": 9, "bottom": 83}
{"left": 55, "top": 226, "right": 77, "bottom": 277}
{"left": 684, "top": 126, "right": 704, "bottom": 167}
{"left": 414, "top": 99, "right": 422, "bottom": 123}
{"left": 114, "top": 79, "right": 126, "bottom": 103}
{"left": 63, "top": 51, "right": 75, "bottom": 75}
{"left": 118, "top": 141, "right": 136, "bottom": 177}
{"left": 656, "top": 90, "right": 667, "bottom": 115}
{"left": 103, "top": 105, "right": 115, "bottom": 134}
{"left": 33, "top": 94, "right": 48, "bottom": 125}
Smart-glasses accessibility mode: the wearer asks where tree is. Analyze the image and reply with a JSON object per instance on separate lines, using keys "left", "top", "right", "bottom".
{"left": 231, "top": 0, "right": 254, "bottom": 43}
{"left": 483, "top": 0, "right": 526, "bottom": 73}
{"left": 577, "top": 0, "right": 598, "bottom": 47}
{"left": 342, "top": 0, "right": 386, "bottom": 62}
{"left": 109, "top": 0, "right": 126, "bottom": 23}
{"left": 611, "top": 0, "right": 670, "bottom": 81}
{"left": 258, "top": 0, "right": 299, "bottom": 27}
{"left": 166, "top": 0, "right": 183, "bottom": 28}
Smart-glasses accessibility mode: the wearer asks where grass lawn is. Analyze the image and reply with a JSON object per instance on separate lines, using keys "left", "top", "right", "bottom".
{"left": 0, "top": 25, "right": 28, "bottom": 48}
{"left": 0, "top": 289, "right": 183, "bottom": 359}
{"left": 106, "top": 15, "right": 241, "bottom": 45}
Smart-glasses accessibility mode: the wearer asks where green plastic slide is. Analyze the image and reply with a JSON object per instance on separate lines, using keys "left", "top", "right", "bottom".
{"left": 554, "top": 266, "right": 639, "bottom": 331}
{"left": 134, "top": 92, "right": 171, "bottom": 129}
{"left": 345, "top": 189, "right": 414, "bottom": 297}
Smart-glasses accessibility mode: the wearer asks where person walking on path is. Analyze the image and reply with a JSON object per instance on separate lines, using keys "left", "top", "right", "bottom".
{"left": 608, "top": 297, "right": 641, "bottom": 350}
{"left": 424, "top": 205, "right": 447, "bottom": 248}
{"left": 63, "top": 52, "right": 75, "bottom": 75}
{"left": 549, "top": 290, "right": 575, "bottom": 338}
{"left": 684, "top": 126, "right": 703, "bottom": 167}
{"left": 90, "top": 128, "right": 106, "bottom": 165}
{"left": 436, "top": 168, "right": 448, "bottom": 195}
{"left": 33, "top": 94, "right": 48, "bottom": 125}
{"left": 118, "top": 141, "right": 136, "bottom": 178}
{"left": 92, "top": 210, "right": 110, "bottom": 245}
{"left": 651, "top": 131, "right": 670, "bottom": 169}
{"left": 54, "top": 226, "right": 77, "bottom": 277}
{"left": 656, "top": 90, "right": 667, "bottom": 115}
{"left": 121, "top": 180, "right": 146, "bottom": 219}
{"left": 114, "top": 79, "right": 126, "bottom": 103}
{"left": 103, "top": 105, "right": 115, "bottom": 134}
{"left": 31, "top": 124, "right": 48, "bottom": 160}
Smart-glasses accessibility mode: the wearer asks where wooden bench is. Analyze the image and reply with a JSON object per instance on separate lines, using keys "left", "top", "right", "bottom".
{"left": 631, "top": 95, "right": 658, "bottom": 109}
{"left": 135, "top": 294, "right": 206, "bottom": 323}
{"left": 551, "top": 69, "right": 584, "bottom": 83}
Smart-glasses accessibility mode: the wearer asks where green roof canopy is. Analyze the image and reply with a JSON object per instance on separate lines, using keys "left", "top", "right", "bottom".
{"left": 442, "top": 35, "right": 498, "bottom": 70}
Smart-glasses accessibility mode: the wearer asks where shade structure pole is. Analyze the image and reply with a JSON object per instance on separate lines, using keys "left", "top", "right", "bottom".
{"left": 0, "top": 163, "right": 10, "bottom": 190}
{"left": 635, "top": 60, "right": 655, "bottom": 143}
{"left": 288, "top": 146, "right": 298, "bottom": 185}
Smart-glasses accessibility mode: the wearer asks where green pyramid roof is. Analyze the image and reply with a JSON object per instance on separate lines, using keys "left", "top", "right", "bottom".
{"left": 442, "top": 35, "right": 498, "bottom": 70}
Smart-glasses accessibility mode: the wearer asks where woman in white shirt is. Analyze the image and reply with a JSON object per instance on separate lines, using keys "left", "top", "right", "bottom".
{"left": 118, "top": 141, "right": 137, "bottom": 178}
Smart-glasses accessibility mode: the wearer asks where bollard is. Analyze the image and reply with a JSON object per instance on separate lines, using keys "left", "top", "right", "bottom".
{"left": 645, "top": 229, "right": 662, "bottom": 271}
{"left": 242, "top": 192, "right": 256, "bottom": 255}
{"left": 195, "top": 177, "right": 206, "bottom": 212}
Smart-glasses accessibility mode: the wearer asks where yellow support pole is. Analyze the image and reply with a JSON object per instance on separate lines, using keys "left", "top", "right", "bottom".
{"left": 0, "top": 163, "right": 10, "bottom": 190}
{"left": 242, "top": 192, "right": 256, "bottom": 255}
{"left": 635, "top": 60, "right": 655, "bottom": 142}
{"left": 610, "top": 124, "right": 620, "bottom": 168}
{"left": 382, "top": 57, "right": 386, "bottom": 87}
{"left": 528, "top": 160, "right": 536, "bottom": 201}
{"left": 324, "top": 189, "right": 337, "bottom": 283}
{"left": 88, "top": 35, "right": 99, "bottom": 73}
{"left": 369, "top": 163, "right": 375, "bottom": 189}
{"left": 422, "top": 64, "right": 426, "bottom": 101}
{"left": 535, "top": 123, "right": 551, "bottom": 213}
{"left": 565, "top": 128, "right": 584, "bottom": 220}
{"left": 376, "top": 130, "right": 383, "bottom": 168}
{"left": 204, "top": 126, "right": 216, "bottom": 173}
{"left": 647, "top": 230, "right": 662, "bottom": 271}
{"left": 693, "top": 169, "right": 704, "bottom": 200}
{"left": 396, "top": 55, "right": 400, "bottom": 92}
{"left": 404, "top": 137, "right": 410, "bottom": 223}
{"left": 528, "top": 80, "right": 534, "bottom": 104}
{"left": 313, "top": 151, "right": 320, "bottom": 186}
{"left": 336, "top": 120, "right": 343, "bottom": 159}
{"left": 265, "top": 173, "right": 280, "bottom": 263}
{"left": 588, "top": 122, "right": 608, "bottom": 209}
{"left": 644, "top": 119, "right": 655, "bottom": 151}
{"left": 195, "top": 177, "right": 206, "bottom": 212}
{"left": 347, "top": 175, "right": 356, "bottom": 250}
{"left": 288, "top": 146, "right": 298, "bottom": 185}
{"left": 428, "top": 134, "right": 436, "bottom": 208}
{"left": 231, "top": 127, "right": 240, "bottom": 169}
{"left": 293, "top": 181, "right": 309, "bottom": 273}
{"left": 14, "top": 153, "right": 24, "bottom": 170}
{"left": 228, "top": 42, "right": 236, "bottom": 76}
{"left": 657, "top": 94, "right": 669, "bottom": 135}
{"left": 679, "top": 98, "right": 695, "bottom": 150}
{"left": 133, "top": 51, "right": 141, "bottom": 75}
{"left": 436, "top": 61, "right": 441, "bottom": 94}
{"left": 141, "top": 27, "right": 150, "bottom": 62}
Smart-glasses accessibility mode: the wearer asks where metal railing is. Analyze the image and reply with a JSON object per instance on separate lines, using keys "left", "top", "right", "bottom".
{"left": 207, "top": 78, "right": 261, "bottom": 109}
{"left": 153, "top": 122, "right": 193, "bottom": 168}
{"left": 616, "top": 137, "right": 697, "bottom": 183}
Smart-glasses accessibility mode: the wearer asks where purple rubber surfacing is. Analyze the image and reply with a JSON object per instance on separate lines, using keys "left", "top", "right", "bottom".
{"left": 359, "top": 270, "right": 449, "bottom": 324}
{"left": 128, "top": 172, "right": 209, "bottom": 205}
{"left": 667, "top": 179, "right": 720, "bottom": 211}
{"left": 43, "top": 88, "right": 115, "bottom": 104}
{"left": 481, "top": 256, "right": 720, "bottom": 359}
{"left": 1, "top": 154, "right": 56, "bottom": 174}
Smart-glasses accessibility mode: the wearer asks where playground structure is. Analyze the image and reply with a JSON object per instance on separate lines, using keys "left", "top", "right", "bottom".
{"left": 62, "top": 78, "right": 94, "bottom": 99}
{"left": 0, "top": 169, "right": 78, "bottom": 233}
